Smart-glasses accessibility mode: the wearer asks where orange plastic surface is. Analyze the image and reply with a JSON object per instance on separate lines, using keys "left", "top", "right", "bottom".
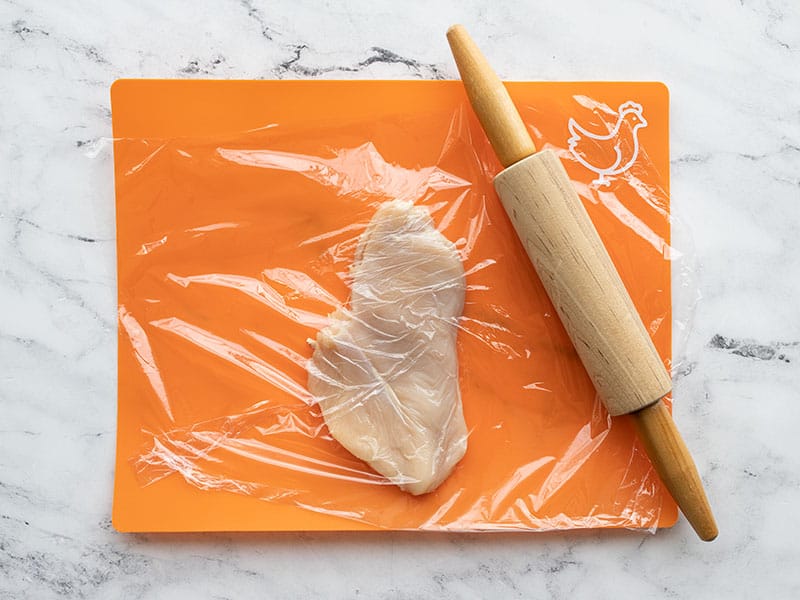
{"left": 111, "top": 80, "right": 676, "bottom": 532}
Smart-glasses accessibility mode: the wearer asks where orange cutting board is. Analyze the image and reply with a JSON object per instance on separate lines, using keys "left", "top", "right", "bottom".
{"left": 111, "top": 80, "right": 676, "bottom": 532}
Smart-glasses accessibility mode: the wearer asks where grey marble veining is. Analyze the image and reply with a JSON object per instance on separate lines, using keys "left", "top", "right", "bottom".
{"left": 1, "top": 0, "right": 799, "bottom": 598}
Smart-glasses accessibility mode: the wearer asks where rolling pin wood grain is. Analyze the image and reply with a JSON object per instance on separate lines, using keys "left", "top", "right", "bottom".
{"left": 447, "top": 24, "right": 717, "bottom": 541}
{"left": 494, "top": 151, "right": 672, "bottom": 415}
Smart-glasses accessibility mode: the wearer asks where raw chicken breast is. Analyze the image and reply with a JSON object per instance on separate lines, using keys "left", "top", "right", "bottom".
{"left": 307, "top": 200, "right": 467, "bottom": 495}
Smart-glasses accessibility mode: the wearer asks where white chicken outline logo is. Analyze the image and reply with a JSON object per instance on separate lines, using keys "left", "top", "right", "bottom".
{"left": 567, "top": 101, "right": 648, "bottom": 186}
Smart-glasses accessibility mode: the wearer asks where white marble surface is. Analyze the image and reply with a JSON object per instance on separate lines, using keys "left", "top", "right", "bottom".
{"left": 1, "top": 0, "right": 799, "bottom": 597}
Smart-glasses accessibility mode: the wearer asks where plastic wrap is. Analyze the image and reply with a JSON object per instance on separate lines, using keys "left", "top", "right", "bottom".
{"left": 112, "top": 80, "right": 684, "bottom": 532}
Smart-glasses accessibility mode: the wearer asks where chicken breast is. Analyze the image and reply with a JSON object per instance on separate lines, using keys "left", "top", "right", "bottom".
{"left": 307, "top": 200, "right": 467, "bottom": 495}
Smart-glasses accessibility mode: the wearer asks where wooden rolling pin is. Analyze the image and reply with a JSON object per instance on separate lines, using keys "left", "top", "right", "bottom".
{"left": 447, "top": 24, "right": 717, "bottom": 541}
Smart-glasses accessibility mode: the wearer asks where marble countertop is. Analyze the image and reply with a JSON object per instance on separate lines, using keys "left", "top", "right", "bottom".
{"left": 1, "top": 1, "right": 798, "bottom": 598}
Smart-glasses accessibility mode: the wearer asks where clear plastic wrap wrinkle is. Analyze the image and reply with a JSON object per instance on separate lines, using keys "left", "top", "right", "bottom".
{"left": 117, "top": 81, "right": 687, "bottom": 531}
